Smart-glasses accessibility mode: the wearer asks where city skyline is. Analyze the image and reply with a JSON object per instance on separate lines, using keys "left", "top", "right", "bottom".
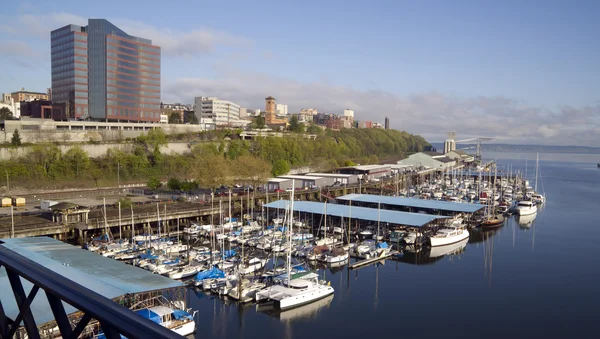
{"left": 0, "top": 0, "right": 598, "bottom": 145}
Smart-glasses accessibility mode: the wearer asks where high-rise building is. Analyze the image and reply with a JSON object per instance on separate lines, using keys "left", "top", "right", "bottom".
{"left": 276, "top": 103, "right": 288, "bottom": 115}
{"left": 384, "top": 116, "right": 390, "bottom": 130}
{"left": 194, "top": 96, "right": 246, "bottom": 127}
{"left": 51, "top": 19, "right": 161, "bottom": 122}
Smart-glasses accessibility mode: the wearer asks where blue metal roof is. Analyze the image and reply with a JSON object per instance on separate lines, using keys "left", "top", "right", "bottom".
{"left": 264, "top": 200, "right": 448, "bottom": 227}
{"left": 337, "top": 194, "right": 484, "bottom": 213}
{"left": 0, "top": 237, "right": 182, "bottom": 326}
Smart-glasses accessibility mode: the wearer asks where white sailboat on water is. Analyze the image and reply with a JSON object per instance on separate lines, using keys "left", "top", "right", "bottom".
{"left": 255, "top": 180, "right": 334, "bottom": 310}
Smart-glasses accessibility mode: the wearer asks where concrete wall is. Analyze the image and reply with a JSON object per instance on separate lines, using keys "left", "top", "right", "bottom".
{"left": 0, "top": 142, "right": 192, "bottom": 160}
{"left": 1, "top": 119, "right": 204, "bottom": 143}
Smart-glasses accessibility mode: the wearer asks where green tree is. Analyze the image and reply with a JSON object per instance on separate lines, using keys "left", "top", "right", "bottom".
{"left": 0, "top": 107, "right": 13, "bottom": 121}
{"left": 179, "top": 180, "right": 198, "bottom": 192}
{"left": 117, "top": 197, "right": 133, "bottom": 209}
{"left": 272, "top": 159, "right": 290, "bottom": 176}
{"left": 306, "top": 123, "right": 321, "bottom": 135}
{"left": 233, "top": 155, "right": 271, "bottom": 186}
{"left": 168, "top": 112, "right": 182, "bottom": 124}
{"left": 288, "top": 115, "right": 304, "bottom": 133}
{"left": 184, "top": 111, "right": 198, "bottom": 124}
{"left": 192, "top": 153, "right": 232, "bottom": 190}
{"left": 250, "top": 115, "right": 266, "bottom": 129}
{"left": 167, "top": 177, "right": 181, "bottom": 191}
{"left": 10, "top": 129, "right": 22, "bottom": 146}
{"left": 344, "top": 160, "right": 357, "bottom": 166}
{"left": 147, "top": 177, "right": 162, "bottom": 192}
{"left": 63, "top": 147, "right": 90, "bottom": 178}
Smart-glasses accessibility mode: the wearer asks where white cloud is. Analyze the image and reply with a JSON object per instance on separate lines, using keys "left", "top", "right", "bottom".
{"left": 162, "top": 68, "right": 600, "bottom": 146}
{"left": 0, "top": 41, "right": 36, "bottom": 57}
{"left": 0, "top": 12, "right": 252, "bottom": 58}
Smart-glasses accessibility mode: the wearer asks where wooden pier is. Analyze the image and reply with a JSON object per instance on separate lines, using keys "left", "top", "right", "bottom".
{"left": 348, "top": 250, "right": 399, "bottom": 269}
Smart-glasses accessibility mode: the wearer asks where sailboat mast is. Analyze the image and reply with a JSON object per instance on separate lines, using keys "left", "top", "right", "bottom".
{"left": 156, "top": 203, "right": 160, "bottom": 239}
{"left": 535, "top": 152, "right": 539, "bottom": 192}
{"left": 287, "top": 180, "right": 295, "bottom": 288}
{"left": 130, "top": 205, "right": 134, "bottom": 244}
{"left": 377, "top": 201, "right": 381, "bottom": 243}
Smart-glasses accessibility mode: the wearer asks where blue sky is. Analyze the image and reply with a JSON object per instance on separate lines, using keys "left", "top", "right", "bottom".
{"left": 0, "top": 0, "right": 598, "bottom": 145}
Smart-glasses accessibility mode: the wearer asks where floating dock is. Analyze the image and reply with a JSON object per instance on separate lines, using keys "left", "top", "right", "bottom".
{"left": 348, "top": 250, "right": 399, "bottom": 269}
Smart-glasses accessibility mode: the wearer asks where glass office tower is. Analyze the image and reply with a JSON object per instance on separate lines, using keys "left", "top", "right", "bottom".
{"left": 51, "top": 19, "right": 161, "bottom": 122}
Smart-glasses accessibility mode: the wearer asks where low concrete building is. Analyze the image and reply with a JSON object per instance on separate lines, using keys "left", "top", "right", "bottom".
{"left": 0, "top": 118, "right": 205, "bottom": 143}
{"left": 266, "top": 178, "right": 292, "bottom": 191}
{"left": 306, "top": 172, "right": 356, "bottom": 185}
{"left": 398, "top": 152, "right": 456, "bottom": 170}
{"left": 445, "top": 150, "right": 475, "bottom": 163}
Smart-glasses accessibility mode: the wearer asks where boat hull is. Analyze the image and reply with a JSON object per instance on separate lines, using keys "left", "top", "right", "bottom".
{"left": 275, "top": 286, "right": 334, "bottom": 311}
{"left": 516, "top": 206, "right": 537, "bottom": 216}
{"left": 430, "top": 230, "right": 470, "bottom": 247}
{"left": 171, "top": 320, "right": 196, "bottom": 336}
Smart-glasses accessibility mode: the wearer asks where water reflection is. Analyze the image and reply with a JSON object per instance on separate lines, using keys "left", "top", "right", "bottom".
{"left": 517, "top": 212, "right": 537, "bottom": 229}
{"left": 469, "top": 228, "right": 498, "bottom": 244}
{"left": 429, "top": 238, "right": 468, "bottom": 258}
{"left": 257, "top": 294, "right": 334, "bottom": 322}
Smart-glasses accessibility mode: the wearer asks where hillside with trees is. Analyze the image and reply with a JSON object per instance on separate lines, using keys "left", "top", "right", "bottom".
{"left": 0, "top": 128, "right": 429, "bottom": 190}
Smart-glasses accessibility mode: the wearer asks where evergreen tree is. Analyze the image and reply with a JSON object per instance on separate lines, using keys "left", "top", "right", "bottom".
{"left": 10, "top": 129, "right": 22, "bottom": 146}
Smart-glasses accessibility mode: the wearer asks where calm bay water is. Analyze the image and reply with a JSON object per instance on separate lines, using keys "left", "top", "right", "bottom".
{"left": 188, "top": 152, "right": 600, "bottom": 339}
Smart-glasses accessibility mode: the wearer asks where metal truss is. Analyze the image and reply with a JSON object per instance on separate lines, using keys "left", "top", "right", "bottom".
{"left": 0, "top": 246, "right": 185, "bottom": 339}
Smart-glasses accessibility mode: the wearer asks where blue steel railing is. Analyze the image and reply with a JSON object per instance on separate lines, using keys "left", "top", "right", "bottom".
{"left": 0, "top": 246, "right": 185, "bottom": 339}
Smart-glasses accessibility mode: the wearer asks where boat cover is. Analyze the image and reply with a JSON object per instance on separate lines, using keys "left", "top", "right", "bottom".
{"left": 139, "top": 250, "right": 158, "bottom": 260}
{"left": 135, "top": 308, "right": 161, "bottom": 324}
{"left": 172, "top": 309, "right": 194, "bottom": 321}
{"left": 377, "top": 242, "right": 389, "bottom": 249}
{"left": 194, "top": 267, "right": 225, "bottom": 281}
{"left": 224, "top": 249, "right": 237, "bottom": 259}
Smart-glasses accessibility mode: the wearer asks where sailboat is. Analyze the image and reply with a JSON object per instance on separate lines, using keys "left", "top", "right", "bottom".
{"left": 517, "top": 153, "right": 541, "bottom": 215}
{"left": 255, "top": 180, "right": 334, "bottom": 310}
{"left": 481, "top": 166, "right": 504, "bottom": 229}
{"left": 532, "top": 152, "right": 546, "bottom": 204}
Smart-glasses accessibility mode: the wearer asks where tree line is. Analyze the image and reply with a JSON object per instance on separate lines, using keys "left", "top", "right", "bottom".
{"left": 0, "top": 128, "right": 429, "bottom": 190}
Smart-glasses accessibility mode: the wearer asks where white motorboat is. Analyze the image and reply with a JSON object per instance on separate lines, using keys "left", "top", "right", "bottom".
{"left": 228, "top": 279, "right": 266, "bottom": 302}
{"left": 532, "top": 193, "right": 545, "bottom": 204}
{"left": 314, "top": 237, "right": 336, "bottom": 246}
{"left": 134, "top": 306, "right": 196, "bottom": 336}
{"left": 320, "top": 248, "right": 349, "bottom": 263}
{"left": 169, "top": 265, "right": 201, "bottom": 280}
{"left": 516, "top": 200, "right": 537, "bottom": 216}
{"left": 429, "top": 225, "right": 469, "bottom": 247}
{"left": 239, "top": 257, "right": 267, "bottom": 275}
{"left": 183, "top": 223, "right": 210, "bottom": 235}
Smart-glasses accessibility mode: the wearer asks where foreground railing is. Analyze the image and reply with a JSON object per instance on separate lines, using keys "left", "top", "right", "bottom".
{"left": 0, "top": 245, "right": 184, "bottom": 339}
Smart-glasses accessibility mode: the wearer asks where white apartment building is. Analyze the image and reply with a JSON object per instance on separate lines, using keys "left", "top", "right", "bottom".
{"left": 276, "top": 103, "right": 288, "bottom": 115}
{"left": 343, "top": 109, "right": 354, "bottom": 120}
{"left": 193, "top": 96, "right": 248, "bottom": 127}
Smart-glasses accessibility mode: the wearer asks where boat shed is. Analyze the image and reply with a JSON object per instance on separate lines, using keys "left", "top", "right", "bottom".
{"left": 267, "top": 177, "right": 292, "bottom": 191}
{"left": 333, "top": 164, "right": 391, "bottom": 181}
{"left": 264, "top": 200, "right": 448, "bottom": 228}
{"left": 0, "top": 237, "right": 183, "bottom": 331}
{"left": 336, "top": 193, "right": 485, "bottom": 216}
{"left": 278, "top": 175, "right": 327, "bottom": 189}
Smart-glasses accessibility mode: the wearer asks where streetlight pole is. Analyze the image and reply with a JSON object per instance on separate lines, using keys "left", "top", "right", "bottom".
{"left": 11, "top": 205, "right": 14, "bottom": 238}
{"left": 5, "top": 170, "right": 9, "bottom": 192}
{"left": 117, "top": 161, "right": 120, "bottom": 189}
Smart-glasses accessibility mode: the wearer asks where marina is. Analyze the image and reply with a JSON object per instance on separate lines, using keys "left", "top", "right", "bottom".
{"left": 2, "top": 152, "right": 598, "bottom": 338}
